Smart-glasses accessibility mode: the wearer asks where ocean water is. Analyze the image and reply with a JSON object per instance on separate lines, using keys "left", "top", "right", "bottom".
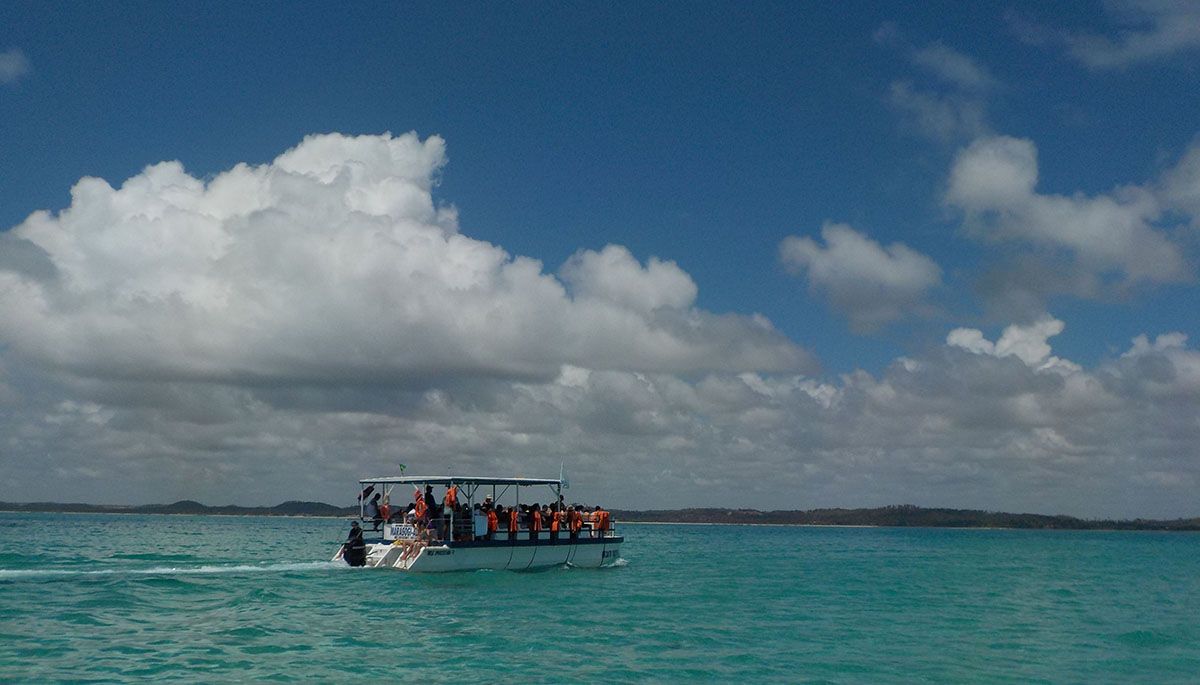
{"left": 1, "top": 513, "right": 1198, "bottom": 683}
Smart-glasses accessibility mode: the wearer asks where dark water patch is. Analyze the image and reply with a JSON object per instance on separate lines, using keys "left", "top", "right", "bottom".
{"left": 55, "top": 611, "right": 114, "bottom": 627}
{"left": 215, "top": 625, "right": 273, "bottom": 639}
{"left": 110, "top": 552, "right": 201, "bottom": 562}
{"left": 100, "top": 644, "right": 155, "bottom": 656}
{"left": 240, "top": 643, "right": 315, "bottom": 655}
{"left": 1116, "top": 629, "right": 1178, "bottom": 648}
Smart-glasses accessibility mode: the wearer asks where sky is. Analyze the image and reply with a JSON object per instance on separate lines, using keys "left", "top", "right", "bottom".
{"left": 2, "top": 1, "right": 1199, "bottom": 517}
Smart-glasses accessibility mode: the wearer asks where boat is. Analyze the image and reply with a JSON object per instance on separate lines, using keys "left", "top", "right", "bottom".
{"left": 333, "top": 475, "right": 623, "bottom": 572}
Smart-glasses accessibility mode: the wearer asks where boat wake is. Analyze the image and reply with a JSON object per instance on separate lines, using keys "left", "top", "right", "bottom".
{"left": 0, "top": 560, "right": 346, "bottom": 580}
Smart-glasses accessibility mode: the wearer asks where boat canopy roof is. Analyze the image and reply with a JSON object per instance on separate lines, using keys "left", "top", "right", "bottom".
{"left": 359, "top": 475, "right": 562, "bottom": 487}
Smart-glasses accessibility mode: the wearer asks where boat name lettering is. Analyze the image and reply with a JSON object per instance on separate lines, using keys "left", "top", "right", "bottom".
{"left": 425, "top": 549, "right": 452, "bottom": 556}
{"left": 384, "top": 523, "right": 417, "bottom": 541}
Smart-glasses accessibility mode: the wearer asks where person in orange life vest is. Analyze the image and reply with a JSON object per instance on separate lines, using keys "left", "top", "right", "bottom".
{"left": 529, "top": 503, "right": 542, "bottom": 539}
{"left": 507, "top": 506, "right": 520, "bottom": 536}
{"left": 413, "top": 489, "right": 427, "bottom": 521}
{"left": 486, "top": 506, "right": 498, "bottom": 539}
{"left": 568, "top": 506, "right": 583, "bottom": 539}
{"left": 596, "top": 506, "right": 611, "bottom": 532}
{"left": 444, "top": 484, "right": 458, "bottom": 509}
{"left": 548, "top": 503, "right": 560, "bottom": 541}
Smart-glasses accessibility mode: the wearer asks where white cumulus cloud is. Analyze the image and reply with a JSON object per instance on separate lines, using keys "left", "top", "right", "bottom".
{"left": 780, "top": 223, "right": 942, "bottom": 332}
{"left": 948, "top": 316, "right": 1080, "bottom": 373}
{"left": 0, "top": 132, "right": 810, "bottom": 387}
{"left": 560, "top": 244, "right": 697, "bottom": 313}
{"left": 946, "top": 135, "right": 1188, "bottom": 288}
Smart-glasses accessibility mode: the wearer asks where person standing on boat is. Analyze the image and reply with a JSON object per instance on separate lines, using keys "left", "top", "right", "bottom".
{"left": 529, "top": 503, "right": 543, "bottom": 540}
{"left": 549, "top": 503, "right": 561, "bottom": 541}
{"left": 595, "top": 506, "right": 611, "bottom": 535}
{"left": 569, "top": 506, "right": 583, "bottom": 539}
{"left": 366, "top": 493, "right": 383, "bottom": 530}
{"left": 413, "top": 489, "right": 427, "bottom": 521}
{"left": 486, "top": 505, "right": 498, "bottom": 540}
{"left": 507, "top": 505, "right": 519, "bottom": 540}
{"left": 423, "top": 485, "right": 437, "bottom": 516}
{"left": 424, "top": 485, "right": 441, "bottom": 539}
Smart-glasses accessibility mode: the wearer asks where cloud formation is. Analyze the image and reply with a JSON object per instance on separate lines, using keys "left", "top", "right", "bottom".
{"left": 0, "top": 47, "right": 30, "bottom": 85}
{"left": 0, "top": 132, "right": 809, "bottom": 388}
{"left": 911, "top": 41, "right": 998, "bottom": 91}
{"left": 946, "top": 135, "right": 1189, "bottom": 295}
{"left": 3, "top": 307, "right": 1196, "bottom": 518}
{"left": 884, "top": 39, "right": 995, "bottom": 143}
{"left": 1161, "top": 138, "right": 1200, "bottom": 227}
{"left": 1, "top": 133, "right": 1197, "bottom": 519}
{"left": 1065, "top": 0, "right": 1200, "bottom": 69}
{"left": 780, "top": 223, "right": 942, "bottom": 332}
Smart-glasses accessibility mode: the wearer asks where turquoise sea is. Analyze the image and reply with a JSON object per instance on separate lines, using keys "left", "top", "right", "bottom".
{"left": 1, "top": 512, "right": 1198, "bottom": 683}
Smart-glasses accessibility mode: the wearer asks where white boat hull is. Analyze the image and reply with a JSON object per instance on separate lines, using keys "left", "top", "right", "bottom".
{"left": 340, "top": 535, "right": 623, "bottom": 573}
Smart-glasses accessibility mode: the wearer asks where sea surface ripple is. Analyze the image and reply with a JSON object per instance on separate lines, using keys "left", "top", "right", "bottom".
{"left": 1, "top": 513, "right": 1198, "bottom": 682}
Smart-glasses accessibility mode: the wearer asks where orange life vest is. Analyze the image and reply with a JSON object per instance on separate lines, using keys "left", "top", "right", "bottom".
{"left": 414, "top": 493, "right": 427, "bottom": 518}
{"left": 597, "top": 510, "right": 611, "bottom": 531}
{"left": 444, "top": 485, "right": 458, "bottom": 508}
{"left": 550, "top": 511, "right": 560, "bottom": 532}
{"left": 380, "top": 503, "right": 391, "bottom": 520}
{"left": 508, "top": 509, "right": 519, "bottom": 532}
{"left": 530, "top": 510, "right": 542, "bottom": 532}
{"left": 569, "top": 510, "right": 582, "bottom": 532}
{"left": 487, "top": 510, "right": 498, "bottom": 533}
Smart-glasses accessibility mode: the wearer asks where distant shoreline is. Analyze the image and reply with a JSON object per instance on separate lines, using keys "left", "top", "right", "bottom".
{"left": 1, "top": 501, "right": 1197, "bottom": 531}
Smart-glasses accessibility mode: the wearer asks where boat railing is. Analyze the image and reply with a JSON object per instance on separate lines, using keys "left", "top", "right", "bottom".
{"left": 358, "top": 511, "right": 620, "bottom": 544}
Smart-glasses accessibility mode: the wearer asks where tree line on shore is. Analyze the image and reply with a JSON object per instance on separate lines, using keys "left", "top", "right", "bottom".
{"left": 2, "top": 500, "right": 1198, "bottom": 530}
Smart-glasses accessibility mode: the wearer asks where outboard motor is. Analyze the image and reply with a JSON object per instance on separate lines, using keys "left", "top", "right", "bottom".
{"left": 342, "top": 521, "right": 367, "bottom": 567}
{"left": 343, "top": 542, "right": 366, "bottom": 567}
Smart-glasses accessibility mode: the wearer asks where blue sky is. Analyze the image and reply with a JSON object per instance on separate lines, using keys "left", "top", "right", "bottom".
{"left": 2, "top": 2, "right": 1199, "bottom": 516}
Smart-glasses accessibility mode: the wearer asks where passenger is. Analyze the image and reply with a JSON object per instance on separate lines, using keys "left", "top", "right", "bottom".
{"left": 423, "top": 485, "right": 438, "bottom": 518}
{"left": 507, "top": 506, "right": 520, "bottom": 540}
{"left": 549, "top": 503, "right": 560, "bottom": 541}
{"left": 379, "top": 495, "right": 391, "bottom": 524}
{"left": 444, "top": 483, "right": 459, "bottom": 510}
{"left": 596, "top": 506, "right": 611, "bottom": 534}
{"left": 413, "top": 489, "right": 428, "bottom": 522}
{"left": 424, "top": 485, "right": 443, "bottom": 540}
{"left": 366, "top": 493, "right": 383, "bottom": 530}
{"left": 529, "top": 503, "right": 542, "bottom": 540}
{"left": 569, "top": 505, "right": 583, "bottom": 539}
{"left": 486, "top": 506, "right": 499, "bottom": 540}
